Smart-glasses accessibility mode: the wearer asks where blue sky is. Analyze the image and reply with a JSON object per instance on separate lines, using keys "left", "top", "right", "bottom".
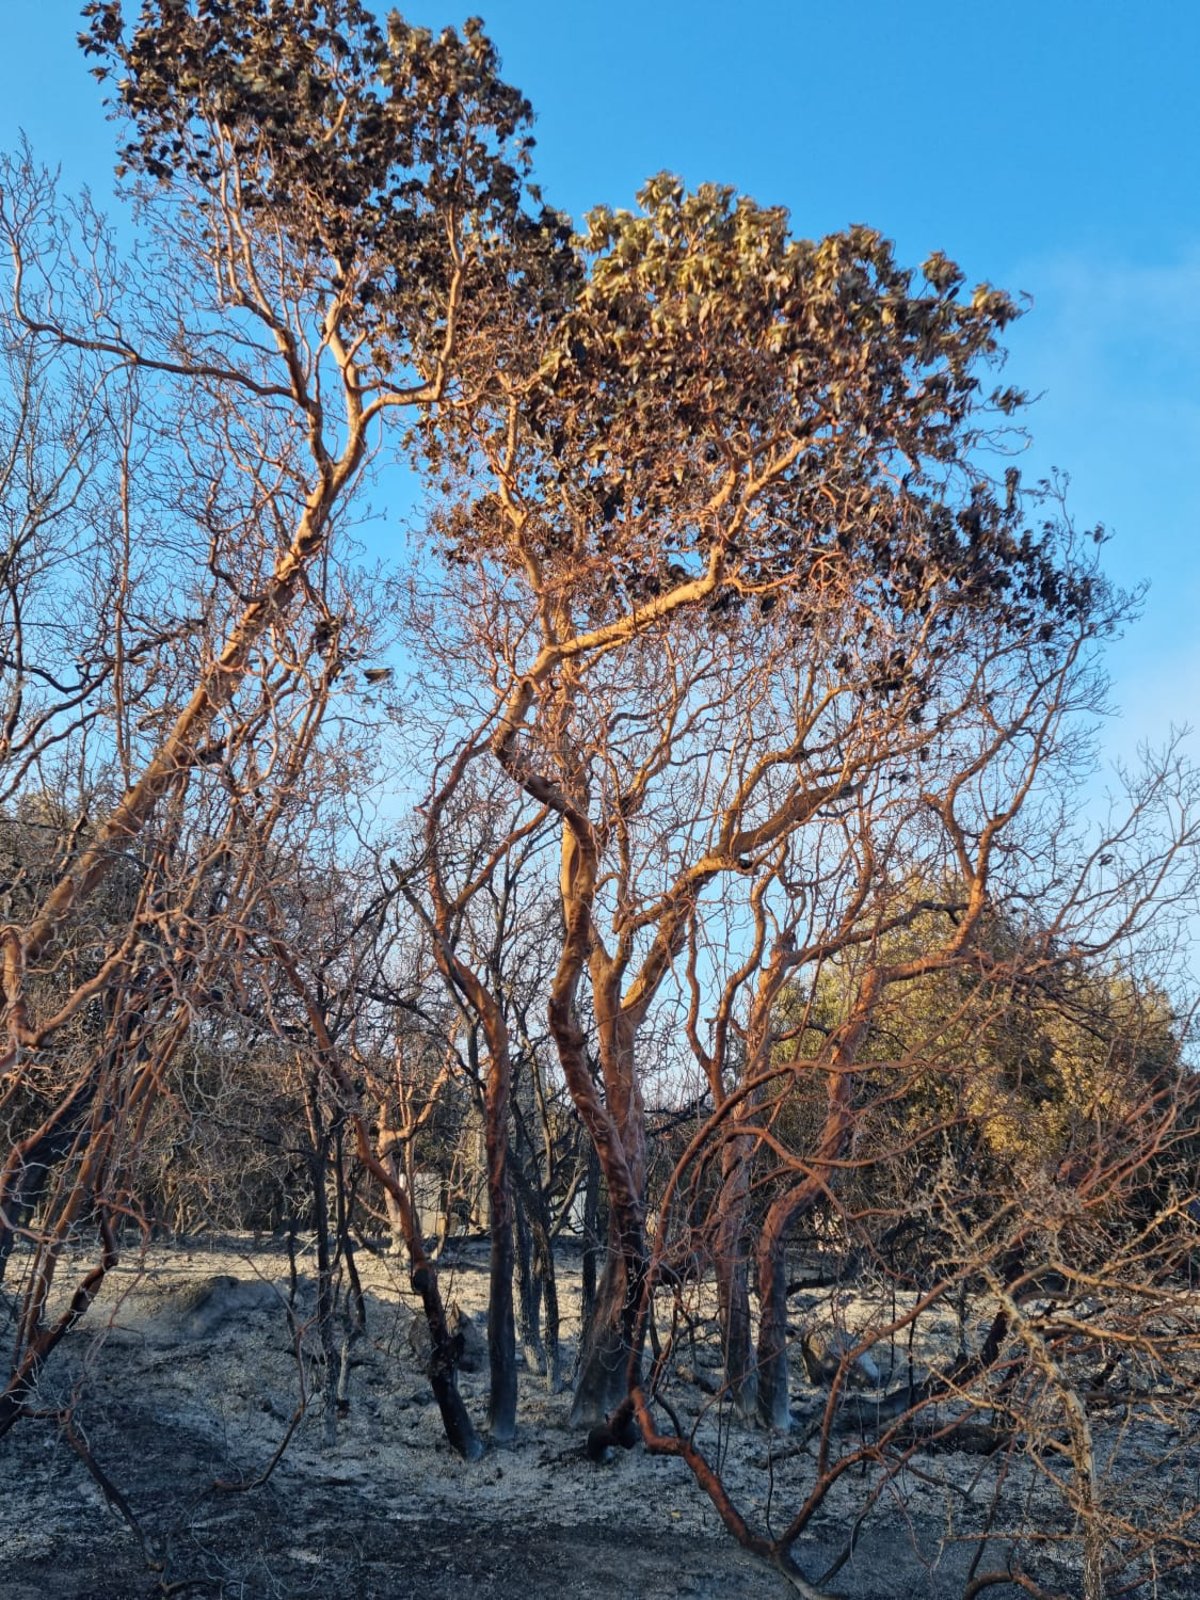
{"left": 4, "top": 0, "right": 1199, "bottom": 763}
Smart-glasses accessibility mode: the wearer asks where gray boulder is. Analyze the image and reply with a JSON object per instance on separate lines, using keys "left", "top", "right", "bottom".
{"left": 407, "top": 1299, "right": 486, "bottom": 1374}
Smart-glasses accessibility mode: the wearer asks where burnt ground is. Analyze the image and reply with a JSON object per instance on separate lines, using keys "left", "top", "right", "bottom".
{"left": 1, "top": 1406, "right": 785, "bottom": 1600}
{"left": 2, "top": 1238, "right": 1193, "bottom": 1600}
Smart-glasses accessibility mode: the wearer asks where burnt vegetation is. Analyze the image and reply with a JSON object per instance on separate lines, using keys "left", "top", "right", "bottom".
{"left": 1, "top": 6, "right": 1199, "bottom": 1598}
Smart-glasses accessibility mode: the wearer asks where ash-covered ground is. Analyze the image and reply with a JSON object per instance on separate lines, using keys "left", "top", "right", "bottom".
{"left": 2, "top": 1237, "right": 1191, "bottom": 1599}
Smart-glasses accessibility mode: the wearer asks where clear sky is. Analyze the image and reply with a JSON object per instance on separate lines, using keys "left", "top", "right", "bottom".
{"left": 3, "top": 0, "right": 1199, "bottom": 763}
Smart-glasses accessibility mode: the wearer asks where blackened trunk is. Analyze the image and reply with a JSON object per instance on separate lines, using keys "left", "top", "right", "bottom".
{"left": 487, "top": 1218, "right": 518, "bottom": 1442}
{"left": 352, "top": 1121, "right": 483, "bottom": 1462}
{"left": 0, "top": 1072, "right": 98, "bottom": 1285}
{"left": 754, "top": 990, "right": 878, "bottom": 1432}
{"left": 514, "top": 1198, "right": 546, "bottom": 1376}
{"left": 484, "top": 1060, "right": 517, "bottom": 1443}
{"left": 755, "top": 1213, "right": 793, "bottom": 1431}
{"left": 714, "top": 1129, "right": 758, "bottom": 1418}
{"left": 570, "top": 1220, "right": 649, "bottom": 1428}
{"left": 410, "top": 1259, "right": 485, "bottom": 1462}
{"left": 302, "top": 1079, "right": 338, "bottom": 1448}
{"left": 580, "top": 1146, "right": 601, "bottom": 1337}
{"left": 571, "top": 1242, "right": 628, "bottom": 1426}
{"left": 532, "top": 1213, "right": 561, "bottom": 1392}
{"left": 0, "top": 1208, "right": 119, "bottom": 1440}
{"left": 716, "top": 1249, "right": 757, "bottom": 1419}
{"left": 310, "top": 1150, "right": 339, "bottom": 1446}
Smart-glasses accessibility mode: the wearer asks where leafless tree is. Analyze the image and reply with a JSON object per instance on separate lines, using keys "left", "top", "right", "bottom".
{"left": 0, "top": 0, "right": 546, "bottom": 1444}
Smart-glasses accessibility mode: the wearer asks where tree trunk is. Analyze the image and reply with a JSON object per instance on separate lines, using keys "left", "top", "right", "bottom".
{"left": 532, "top": 1209, "right": 561, "bottom": 1392}
{"left": 310, "top": 1153, "right": 339, "bottom": 1448}
{"left": 484, "top": 1049, "right": 518, "bottom": 1442}
{"left": 570, "top": 1216, "right": 652, "bottom": 1427}
{"left": 333, "top": 1140, "right": 366, "bottom": 1415}
{"left": 713, "top": 1124, "right": 758, "bottom": 1418}
{"left": 514, "top": 1198, "right": 546, "bottom": 1376}
{"left": 0, "top": 1071, "right": 99, "bottom": 1285}
{"left": 409, "top": 1260, "right": 485, "bottom": 1463}
{"left": 580, "top": 1146, "right": 601, "bottom": 1335}
{"left": 755, "top": 984, "right": 880, "bottom": 1431}
{"left": 0, "top": 1140, "right": 120, "bottom": 1439}
{"left": 302, "top": 1078, "right": 339, "bottom": 1448}
{"left": 271, "top": 941, "right": 484, "bottom": 1465}
{"left": 755, "top": 1189, "right": 796, "bottom": 1431}
{"left": 383, "top": 1159, "right": 410, "bottom": 1256}
{"left": 373, "top": 1151, "right": 483, "bottom": 1460}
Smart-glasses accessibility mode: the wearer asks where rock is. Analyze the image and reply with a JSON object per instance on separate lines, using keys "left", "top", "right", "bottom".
{"left": 454, "top": 1303, "right": 487, "bottom": 1373}
{"left": 827, "top": 1329, "right": 881, "bottom": 1386}
{"left": 135, "top": 1274, "right": 279, "bottom": 1340}
{"left": 800, "top": 1328, "right": 881, "bottom": 1388}
{"left": 406, "top": 1300, "right": 486, "bottom": 1374}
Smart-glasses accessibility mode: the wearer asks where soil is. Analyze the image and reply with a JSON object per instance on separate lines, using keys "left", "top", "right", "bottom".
{"left": 0, "top": 1237, "right": 1193, "bottom": 1599}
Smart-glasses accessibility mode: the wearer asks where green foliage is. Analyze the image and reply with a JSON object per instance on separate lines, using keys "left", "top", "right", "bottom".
{"left": 775, "top": 900, "right": 1188, "bottom": 1212}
